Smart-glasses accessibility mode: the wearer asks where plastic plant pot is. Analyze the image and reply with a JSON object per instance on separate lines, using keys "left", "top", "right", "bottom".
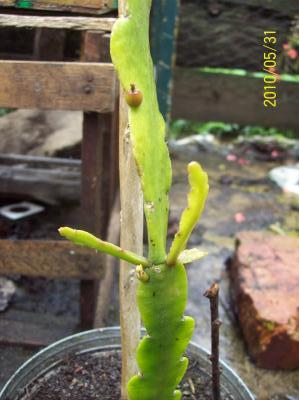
{"left": 0, "top": 327, "right": 255, "bottom": 400}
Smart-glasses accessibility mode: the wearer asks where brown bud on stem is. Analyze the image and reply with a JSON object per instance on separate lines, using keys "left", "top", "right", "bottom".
{"left": 126, "top": 83, "right": 143, "bottom": 107}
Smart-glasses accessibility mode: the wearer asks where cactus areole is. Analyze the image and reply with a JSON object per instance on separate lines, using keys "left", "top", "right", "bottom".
{"left": 59, "top": 1, "right": 209, "bottom": 399}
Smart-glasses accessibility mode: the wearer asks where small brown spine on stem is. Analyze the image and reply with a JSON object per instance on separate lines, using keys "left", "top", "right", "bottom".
{"left": 204, "top": 283, "right": 221, "bottom": 400}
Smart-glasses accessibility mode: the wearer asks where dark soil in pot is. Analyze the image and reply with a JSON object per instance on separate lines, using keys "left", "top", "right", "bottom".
{"left": 13, "top": 351, "right": 235, "bottom": 400}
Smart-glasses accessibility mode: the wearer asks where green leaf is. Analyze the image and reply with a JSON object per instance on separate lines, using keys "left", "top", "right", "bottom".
{"left": 178, "top": 248, "right": 208, "bottom": 264}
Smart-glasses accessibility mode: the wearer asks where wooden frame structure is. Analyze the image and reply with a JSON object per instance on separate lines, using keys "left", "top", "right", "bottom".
{"left": 0, "top": 4, "right": 119, "bottom": 340}
{"left": 0, "top": 0, "right": 116, "bottom": 14}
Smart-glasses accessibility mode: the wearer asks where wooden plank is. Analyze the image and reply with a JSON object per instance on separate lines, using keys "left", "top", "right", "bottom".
{"left": 0, "top": 60, "right": 116, "bottom": 112}
{"left": 0, "top": 310, "right": 76, "bottom": 347}
{"left": 175, "top": 4, "right": 291, "bottom": 72}
{"left": 33, "top": 28, "right": 66, "bottom": 61}
{"left": 0, "top": 0, "right": 116, "bottom": 15}
{"left": 0, "top": 165, "right": 80, "bottom": 179}
{"left": 172, "top": 68, "right": 299, "bottom": 134}
{"left": 81, "top": 30, "right": 111, "bottom": 63}
{"left": 0, "top": 164, "right": 80, "bottom": 204}
{"left": 0, "top": 153, "right": 81, "bottom": 167}
{"left": 79, "top": 30, "right": 119, "bottom": 329}
{"left": 221, "top": 0, "right": 299, "bottom": 14}
{"left": 0, "top": 240, "right": 104, "bottom": 279}
{"left": 0, "top": 14, "right": 115, "bottom": 31}
{"left": 0, "top": 52, "right": 35, "bottom": 61}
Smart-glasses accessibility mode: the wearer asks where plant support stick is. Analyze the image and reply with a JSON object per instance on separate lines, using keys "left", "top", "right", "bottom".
{"left": 119, "top": 103, "right": 143, "bottom": 399}
{"left": 204, "top": 283, "right": 221, "bottom": 400}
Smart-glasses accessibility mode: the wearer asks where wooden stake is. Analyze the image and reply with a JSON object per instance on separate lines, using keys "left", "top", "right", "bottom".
{"left": 119, "top": 90, "right": 143, "bottom": 400}
{"left": 204, "top": 283, "right": 222, "bottom": 400}
{"left": 117, "top": 0, "right": 143, "bottom": 392}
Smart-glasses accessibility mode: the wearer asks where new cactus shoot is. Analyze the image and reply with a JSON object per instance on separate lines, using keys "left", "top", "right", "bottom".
{"left": 59, "top": 0, "right": 209, "bottom": 399}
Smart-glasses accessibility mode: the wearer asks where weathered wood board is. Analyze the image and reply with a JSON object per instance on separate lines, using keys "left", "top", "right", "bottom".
{"left": 0, "top": 61, "right": 117, "bottom": 112}
{"left": 0, "top": 0, "right": 116, "bottom": 15}
{"left": 172, "top": 68, "right": 299, "bottom": 134}
{"left": 0, "top": 240, "right": 104, "bottom": 279}
{"left": 0, "top": 14, "right": 115, "bottom": 31}
{"left": 0, "top": 310, "right": 76, "bottom": 347}
{"left": 176, "top": 3, "right": 291, "bottom": 71}
{"left": 221, "top": 0, "right": 299, "bottom": 14}
{"left": 0, "top": 164, "right": 80, "bottom": 204}
{"left": 0, "top": 153, "right": 81, "bottom": 167}
{"left": 78, "top": 29, "right": 119, "bottom": 329}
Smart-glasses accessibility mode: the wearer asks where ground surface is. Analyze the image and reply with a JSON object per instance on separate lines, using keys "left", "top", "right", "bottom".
{"left": 0, "top": 115, "right": 299, "bottom": 399}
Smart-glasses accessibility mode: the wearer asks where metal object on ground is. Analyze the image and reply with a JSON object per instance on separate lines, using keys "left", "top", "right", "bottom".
{"left": 269, "top": 164, "right": 299, "bottom": 196}
{"left": 0, "top": 278, "right": 16, "bottom": 312}
{"left": 0, "top": 201, "right": 44, "bottom": 220}
{"left": 0, "top": 327, "right": 255, "bottom": 400}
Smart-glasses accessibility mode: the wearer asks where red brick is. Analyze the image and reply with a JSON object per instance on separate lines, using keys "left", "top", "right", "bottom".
{"left": 230, "top": 231, "right": 299, "bottom": 369}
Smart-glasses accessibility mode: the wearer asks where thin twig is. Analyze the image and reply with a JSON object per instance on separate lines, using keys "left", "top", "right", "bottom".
{"left": 204, "top": 283, "right": 222, "bottom": 400}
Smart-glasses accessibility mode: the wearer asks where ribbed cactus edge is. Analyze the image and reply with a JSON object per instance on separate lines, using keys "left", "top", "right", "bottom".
{"left": 59, "top": 1, "right": 209, "bottom": 399}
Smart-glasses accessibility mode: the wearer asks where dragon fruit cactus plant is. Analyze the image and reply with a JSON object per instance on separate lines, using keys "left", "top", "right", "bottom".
{"left": 59, "top": 1, "right": 209, "bottom": 399}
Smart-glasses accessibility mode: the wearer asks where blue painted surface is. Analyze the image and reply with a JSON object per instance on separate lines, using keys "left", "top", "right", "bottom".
{"left": 151, "top": 0, "right": 179, "bottom": 122}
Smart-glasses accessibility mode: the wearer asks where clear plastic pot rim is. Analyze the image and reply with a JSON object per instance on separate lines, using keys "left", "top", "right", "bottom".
{"left": 0, "top": 326, "right": 255, "bottom": 400}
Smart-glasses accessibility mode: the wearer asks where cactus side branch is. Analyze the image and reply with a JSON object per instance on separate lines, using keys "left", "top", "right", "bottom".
{"left": 166, "top": 162, "right": 209, "bottom": 266}
{"left": 178, "top": 248, "right": 208, "bottom": 265}
{"left": 59, "top": 227, "right": 149, "bottom": 267}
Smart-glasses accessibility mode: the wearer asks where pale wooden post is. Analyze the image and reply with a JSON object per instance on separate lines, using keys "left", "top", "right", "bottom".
{"left": 118, "top": 1, "right": 143, "bottom": 398}
{"left": 119, "top": 94, "right": 143, "bottom": 400}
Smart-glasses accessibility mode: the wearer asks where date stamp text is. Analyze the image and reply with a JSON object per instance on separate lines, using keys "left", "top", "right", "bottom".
{"left": 263, "top": 31, "right": 278, "bottom": 108}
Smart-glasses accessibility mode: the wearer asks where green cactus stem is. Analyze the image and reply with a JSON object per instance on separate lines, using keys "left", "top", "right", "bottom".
{"left": 110, "top": 0, "right": 171, "bottom": 265}
{"left": 126, "top": 161, "right": 208, "bottom": 400}
{"left": 59, "top": 0, "right": 209, "bottom": 399}
{"left": 128, "top": 261, "right": 194, "bottom": 400}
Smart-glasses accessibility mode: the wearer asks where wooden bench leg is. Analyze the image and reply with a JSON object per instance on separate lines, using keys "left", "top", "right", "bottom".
{"left": 80, "top": 31, "right": 119, "bottom": 329}
{"left": 94, "top": 193, "right": 120, "bottom": 327}
{"left": 33, "top": 28, "right": 65, "bottom": 60}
